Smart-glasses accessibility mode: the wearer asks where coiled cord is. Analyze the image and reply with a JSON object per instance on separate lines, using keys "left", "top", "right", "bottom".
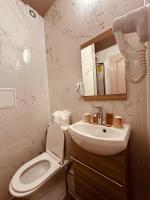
{"left": 124, "top": 45, "right": 147, "bottom": 84}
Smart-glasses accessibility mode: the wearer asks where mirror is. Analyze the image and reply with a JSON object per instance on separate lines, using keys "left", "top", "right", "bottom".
{"left": 80, "top": 29, "right": 127, "bottom": 101}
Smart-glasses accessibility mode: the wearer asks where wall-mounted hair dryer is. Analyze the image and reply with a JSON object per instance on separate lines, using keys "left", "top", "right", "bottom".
{"left": 112, "top": 4, "right": 150, "bottom": 84}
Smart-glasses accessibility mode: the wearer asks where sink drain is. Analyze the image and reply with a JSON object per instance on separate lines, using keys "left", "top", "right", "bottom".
{"left": 103, "top": 129, "right": 107, "bottom": 133}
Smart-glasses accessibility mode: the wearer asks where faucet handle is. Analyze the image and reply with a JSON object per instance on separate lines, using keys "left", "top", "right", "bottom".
{"left": 95, "top": 106, "right": 103, "bottom": 113}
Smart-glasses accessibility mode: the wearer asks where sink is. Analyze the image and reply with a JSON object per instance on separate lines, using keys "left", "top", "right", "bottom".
{"left": 68, "top": 121, "right": 131, "bottom": 156}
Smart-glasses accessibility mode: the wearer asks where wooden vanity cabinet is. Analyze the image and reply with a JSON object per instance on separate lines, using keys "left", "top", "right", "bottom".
{"left": 71, "top": 140, "right": 131, "bottom": 200}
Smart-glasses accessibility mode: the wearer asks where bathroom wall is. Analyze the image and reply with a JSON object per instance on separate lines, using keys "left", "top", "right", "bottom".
{"left": 44, "top": 0, "right": 149, "bottom": 199}
{"left": 0, "top": 0, "right": 50, "bottom": 199}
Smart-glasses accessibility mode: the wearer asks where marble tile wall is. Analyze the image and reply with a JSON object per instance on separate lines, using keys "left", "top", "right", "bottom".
{"left": 0, "top": 0, "right": 50, "bottom": 199}
{"left": 44, "top": 0, "right": 149, "bottom": 199}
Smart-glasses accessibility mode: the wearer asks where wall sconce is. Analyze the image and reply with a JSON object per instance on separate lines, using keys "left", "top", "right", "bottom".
{"left": 22, "top": 47, "right": 31, "bottom": 64}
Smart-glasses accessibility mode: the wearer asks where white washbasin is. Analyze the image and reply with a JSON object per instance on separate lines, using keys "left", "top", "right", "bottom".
{"left": 68, "top": 121, "right": 131, "bottom": 156}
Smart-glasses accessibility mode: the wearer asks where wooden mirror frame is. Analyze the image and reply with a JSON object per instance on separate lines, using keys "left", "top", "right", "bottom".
{"left": 81, "top": 29, "right": 127, "bottom": 101}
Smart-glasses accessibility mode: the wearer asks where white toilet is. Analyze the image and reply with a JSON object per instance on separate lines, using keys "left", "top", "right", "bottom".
{"left": 9, "top": 122, "right": 71, "bottom": 198}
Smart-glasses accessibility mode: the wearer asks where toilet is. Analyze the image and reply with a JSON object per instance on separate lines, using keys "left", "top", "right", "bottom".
{"left": 9, "top": 122, "right": 71, "bottom": 198}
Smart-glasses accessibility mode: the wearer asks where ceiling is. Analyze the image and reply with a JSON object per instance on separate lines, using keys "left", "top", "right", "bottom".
{"left": 21, "top": 0, "right": 55, "bottom": 17}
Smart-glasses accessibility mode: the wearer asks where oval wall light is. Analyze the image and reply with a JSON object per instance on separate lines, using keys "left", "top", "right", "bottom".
{"left": 22, "top": 47, "right": 31, "bottom": 64}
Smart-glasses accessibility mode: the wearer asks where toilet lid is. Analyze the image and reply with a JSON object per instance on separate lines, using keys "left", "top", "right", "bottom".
{"left": 11, "top": 153, "right": 61, "bottom": 193}
{"left": 46, "top": 122, "right": 65, "bottom": 164}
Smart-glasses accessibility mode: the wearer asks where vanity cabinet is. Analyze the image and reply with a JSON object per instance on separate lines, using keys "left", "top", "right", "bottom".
{"left": 71, "top": 140, "right": 131, "bottom": 200}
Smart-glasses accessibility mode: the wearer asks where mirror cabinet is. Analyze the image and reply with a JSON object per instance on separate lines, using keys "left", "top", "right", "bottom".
{"left": 80, "top": 29, "right": 127, "bottom": 101}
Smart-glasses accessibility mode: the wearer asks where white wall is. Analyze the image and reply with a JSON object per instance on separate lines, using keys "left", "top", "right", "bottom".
{"left": 44, "top": 0, "right": 149, "bottom": 199}
{"left": 0, "top": 0, "right": 50, "bottom": 199}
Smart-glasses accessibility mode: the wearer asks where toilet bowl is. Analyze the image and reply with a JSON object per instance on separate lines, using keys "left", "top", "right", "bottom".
{"left": 9, "top": 123, "right": 71, "bottom": 198}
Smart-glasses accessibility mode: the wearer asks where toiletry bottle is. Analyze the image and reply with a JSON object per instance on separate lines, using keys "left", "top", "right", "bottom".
{"left": 106, "top": 113, "right": 113, "bottom": 126}
{"left": 83, "top": 113, "right": 91, "bottom": 123}
{"left": 90, "top": 113, "right": 98, "bottom": 124}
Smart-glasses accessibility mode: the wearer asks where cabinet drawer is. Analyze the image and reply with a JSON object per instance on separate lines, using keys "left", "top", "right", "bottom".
{"left": 75, "top": 176, "right": 107, "bottom": 200}
{"left": 71, "top": 140, "right": 129, "bottom": 186}
{"left": 73, "top": 158, "right": 128, "bottom": 200}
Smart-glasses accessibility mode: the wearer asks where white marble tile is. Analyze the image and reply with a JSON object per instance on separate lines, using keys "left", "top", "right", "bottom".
{"left": 0, "top": 0, "right": 50, "bottom": 199}
{"left": 44, "top": 0, "right": 149, "bottom": 199}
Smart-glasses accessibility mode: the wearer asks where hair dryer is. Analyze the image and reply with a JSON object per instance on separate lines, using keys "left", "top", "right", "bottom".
{"left": 112, "top": 4, "right": 150, "bottom": 84}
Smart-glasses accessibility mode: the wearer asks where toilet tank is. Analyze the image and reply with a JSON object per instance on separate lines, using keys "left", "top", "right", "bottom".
{"left": 46, "top": 123, "right": 71, "bottom": 161}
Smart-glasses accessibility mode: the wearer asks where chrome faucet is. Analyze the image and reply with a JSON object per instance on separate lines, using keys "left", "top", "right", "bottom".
{"left": 96, "top": 106, "right": 103, "bottom": 125}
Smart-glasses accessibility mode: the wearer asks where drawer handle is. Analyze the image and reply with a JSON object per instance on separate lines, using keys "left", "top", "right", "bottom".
{"left": 71, "top": 156, "right": 124, "bottom": 188}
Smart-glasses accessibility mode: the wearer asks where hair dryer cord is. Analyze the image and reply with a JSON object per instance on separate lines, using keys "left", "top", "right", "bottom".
{"left": 124, "top": 46, "right": 147, "bottom": 84}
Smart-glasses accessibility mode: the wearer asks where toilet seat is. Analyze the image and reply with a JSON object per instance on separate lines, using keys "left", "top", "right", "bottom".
{"left": 11, "top": 152, "right": 61, "bottom": 193}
